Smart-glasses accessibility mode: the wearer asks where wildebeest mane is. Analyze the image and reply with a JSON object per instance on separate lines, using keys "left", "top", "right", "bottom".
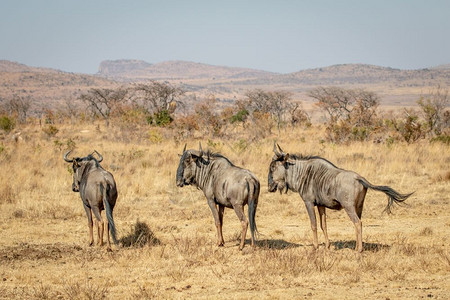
{"left": 287, "top": 153, "right": 340, "bottom": 170}
{"left": 205, "top": 150, "right": 234, "bottom": 166}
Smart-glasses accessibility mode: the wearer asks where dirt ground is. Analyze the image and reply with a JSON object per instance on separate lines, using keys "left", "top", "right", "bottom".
{"left": 0, "top": 125, "right": 449, "bottom": 299}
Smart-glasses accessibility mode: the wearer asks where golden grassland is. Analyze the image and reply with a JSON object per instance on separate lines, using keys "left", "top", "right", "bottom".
{"left": 0, "top": 123, "right": 449, "bottom": 299}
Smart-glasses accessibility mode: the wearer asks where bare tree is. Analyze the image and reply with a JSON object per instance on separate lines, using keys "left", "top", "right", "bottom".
{"left": 63, "top": 98, "right": 81, "bottom": 125}
{"left": 244, "top": 89, "right": 293, "bottom": 132}
{"left": 2, "top": 95, "right": 32, "bottom": 124}
{"left": 132, "top": 81, "right": 185, "bottom": 116}
{"left": 79, "top": 87, "right": 128, "bottom": 127}
{"left": 290, "top": 102, "right": 311, "bottom": 127}
{"left": 417, "top": 85, "right": 449, "bottom": 136}
{"left": 309, "top": 87, "right": 379, "bottom": 124}
{"left": 308, "top": 87, "right": 354, "bottom": 122}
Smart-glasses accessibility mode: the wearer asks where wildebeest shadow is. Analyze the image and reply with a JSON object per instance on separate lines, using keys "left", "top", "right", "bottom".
{"left": 255, "top": 239, "right": 303, "bottom": 250}
{"left": 119, "top": 220, "right": 161, "bottom": 248}
{"left": 333, "top": 240, "right": 390, "bottom": 252}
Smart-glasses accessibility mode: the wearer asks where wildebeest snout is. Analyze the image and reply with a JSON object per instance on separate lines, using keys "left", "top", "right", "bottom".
{"left": 72, "top": 182, "right": 79, "bottom": 192}
{"left": 176, "top": 179, "right": 184, "bottom": 187}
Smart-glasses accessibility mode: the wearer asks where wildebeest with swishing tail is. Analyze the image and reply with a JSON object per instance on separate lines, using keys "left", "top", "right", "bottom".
{"left": 176, "top": 144, "right": 260, "bottom": 250}
{"left": 268, "top": 144, "right": 413, "bottom": 252}
{"left": 64, "top": 150, "right": 118, "bottom": 250}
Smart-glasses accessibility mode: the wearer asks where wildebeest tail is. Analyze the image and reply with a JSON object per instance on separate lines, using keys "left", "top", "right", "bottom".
{"left": 358, "top": 178, "right": 413, "bottom": 214}
{"left": 100, "top": 183, "right": 118, "bottom": 245}
{"left": 247, "top": 177, "right": 259, "bottom": 242}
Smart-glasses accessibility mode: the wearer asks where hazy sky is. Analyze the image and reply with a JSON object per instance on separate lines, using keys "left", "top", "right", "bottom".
{"left": 1, "top": 0, "right": 449, "bottom": 74}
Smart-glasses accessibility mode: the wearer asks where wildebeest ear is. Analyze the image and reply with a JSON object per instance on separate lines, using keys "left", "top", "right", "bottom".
{"left": 283, "top": 153, "right": 295, "bottom": 165}
{"left": 189, "top": 152, "right": 200, "bottom": 161}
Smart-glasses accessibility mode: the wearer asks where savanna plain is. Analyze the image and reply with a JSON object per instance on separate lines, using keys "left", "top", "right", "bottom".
{"left": 0, "top": 124, "right": 449, "bottom": 299}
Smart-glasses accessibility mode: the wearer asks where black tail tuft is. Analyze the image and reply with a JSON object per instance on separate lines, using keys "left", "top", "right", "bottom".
{"left": 358, "top": 178, "right": 413, "bottom": 214}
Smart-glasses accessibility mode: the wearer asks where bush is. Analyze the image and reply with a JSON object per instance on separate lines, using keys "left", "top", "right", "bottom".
{"left": 230, "top": 109, "right": 249, "bottom": 123}
{"left": 154, "top": 110, "right": 173, "bottom": 127}
{"left": 0, "top": 116, "right": 15, "bottom": 132}
{"left": 42, "top": 125, "right": 59, "bottom": 137}
{"left": 430, "top": 134, "right": 450, "bottom": 145}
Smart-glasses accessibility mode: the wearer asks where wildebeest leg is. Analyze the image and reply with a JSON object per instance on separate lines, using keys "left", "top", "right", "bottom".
{"left": 218, "top": 204, "right": 225, "bottom": 246}
{"left": 91, "top": 206, "right": 104, "bottom": 247}
{"left": 344, "top": 206, "right": 363, "bottom": 252}
{"left": 207, "top": 199, "right": 223, "bottom": 247}
{"left": 83, "top": 205, "right": 94, "bottom": 246}
{"left": 304, "top": 201, "right": 319, "bottom": 250}
{"left": 317, "top": 206, "right": 330, "bottom": 249}
{"left": 233, "top": 204, "right": 248, "bottom": 250}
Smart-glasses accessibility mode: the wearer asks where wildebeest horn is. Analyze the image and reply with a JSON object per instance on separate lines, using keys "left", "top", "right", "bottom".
{"left": 199, "top": 142, "right": 204, "bottom": 156}
{"left": 63, "top": 150, "right": 74, "bottom": 163}
{"left": 277, "top": 144, "right": 285, "bottom": 154}
{"left": 273, "top": 142, "right": 282, "bottom": 157}
{"left": 94, "top": 150, "right": 103, "bottom": 162}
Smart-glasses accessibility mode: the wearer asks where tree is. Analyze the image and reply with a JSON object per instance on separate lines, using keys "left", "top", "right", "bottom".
{"left": 80, "top": 87, "right": 128, "bottom": 127}
{"left": 131, "top": 81, "right": 185, "bottom": 125}
{"left": 194, "top": 95, "right": 223, "bottom": 137}
{"left": 417, "top": 85, "right": 449, "bottom": 136}
{"left": 244, "top": 89, "right": 293, "bottom": 132}
{"left": 2, "top": 95, "right": 32, "bottom": 124}
{"left": 309, "top": 87, "right": 380, "bottom": 142}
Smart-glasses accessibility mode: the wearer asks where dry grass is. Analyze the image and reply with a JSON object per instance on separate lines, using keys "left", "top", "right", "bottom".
{"left": 0, "top": 123, "right": 449, "bottom": 299}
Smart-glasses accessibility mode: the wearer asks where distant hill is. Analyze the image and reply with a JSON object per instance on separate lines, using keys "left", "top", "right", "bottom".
{"left": 97, "top": 59, "right": 276, "bottom": 80}
{"left": 0, "top": 60, "right": 118, "bottom": 112}
{"left": 237, "top": 63, "right": 450, "bottom": 86}
{"left": 0, "top": 59, "right": 449, "bottom": 111}
{"left": 431, "top": 63, "right": 450, "bottom": 70}
{"left": 0, "top": 60, "right": 60, "bottom": 73}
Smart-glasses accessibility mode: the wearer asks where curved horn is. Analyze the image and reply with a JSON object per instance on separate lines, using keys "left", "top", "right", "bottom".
{"left": 277, "top": 144, "right": 284, "bottom": 154}
{"left": 94, "top": 150, "right": 103, "bottom": 162}
{"left": 63, "top": 150, "right": 74, "bottom": 163}
{"left": 199, "top": 142, "right": 203, "bottom": 157}
{"left": 273, "top": 142, "right": 281, "bottom": 157}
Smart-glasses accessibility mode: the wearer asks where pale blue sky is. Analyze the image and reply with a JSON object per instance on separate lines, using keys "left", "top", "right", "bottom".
{"left": 1, "top": 0, "right": 449, "bottom": 74}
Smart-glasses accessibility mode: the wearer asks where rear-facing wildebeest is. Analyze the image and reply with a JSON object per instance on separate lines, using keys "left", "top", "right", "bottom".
{"left": 268, "top": 144, "right": 413, "bottom": 252}
{"left": 64, "top": 150, "right": 118, "bottom": 250}
{"left": 176, "top": 144, "right": 260, "bottom": 250}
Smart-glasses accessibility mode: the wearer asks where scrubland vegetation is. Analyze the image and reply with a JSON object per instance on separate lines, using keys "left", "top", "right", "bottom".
{"left": 0, "top": 83, "right": 449, "bottom": 298}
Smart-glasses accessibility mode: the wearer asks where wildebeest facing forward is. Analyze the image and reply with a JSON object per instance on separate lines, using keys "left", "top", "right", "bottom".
{"left": 176, "top": 144, "right": 260, "bottom": 250}
{"left": 268, "top": 144, "right": 412, "bottom": 252}
{"left": 64, "top": 150, "right": 118, "bottom": 250}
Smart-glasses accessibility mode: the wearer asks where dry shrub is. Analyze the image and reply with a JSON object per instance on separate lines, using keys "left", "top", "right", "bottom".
{"left": 255, "top": 247, "right": 340, "bottom": 277}
{"left": 433, "top": 171, "right": 450, "bottom": 183}
{"left": 256, "top": 247, "right": 307, "bottom": 277}
{"left": 307, "top": 249, "right": 340, "bottom": 272}
{"left": 171, "top": 234, "right": 209, "bottom": 263}
{"left": 120, "top": 220, "right": 160, "bottom": 247}
{"left": 130, "top": 284, "right": 159, "bottom": 299}
{"left": 63, "top": 279, "right": 109, "bottom": 300}
{"left": 419, "top": 227, "right": 433, "bottom": 236}
{"left": 0, "top": 183, "right": 16, "bottom": 204}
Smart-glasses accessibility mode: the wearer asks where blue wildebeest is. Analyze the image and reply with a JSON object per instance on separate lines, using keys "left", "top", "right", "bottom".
{"left": 176, "top": 144, "right": 260, "bottom": 250}
{"left": 64, "top": 150, "right": 118, "bottom": 250}
{"left": 268, "top": 144, "right": 412, "bottom": 252}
